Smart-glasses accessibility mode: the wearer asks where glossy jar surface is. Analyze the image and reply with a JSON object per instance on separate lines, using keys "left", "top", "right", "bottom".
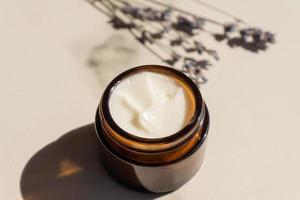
{"left": 95, "top": 65, "right": 210, "bottom": 193}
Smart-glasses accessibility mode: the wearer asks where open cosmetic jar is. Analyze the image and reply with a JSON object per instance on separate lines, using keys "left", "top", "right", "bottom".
{"left": 95, "top": 65, "right": 210, "bottom": 193}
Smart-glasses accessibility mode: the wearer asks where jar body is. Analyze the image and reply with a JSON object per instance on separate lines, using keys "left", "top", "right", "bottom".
{"left": 94, "top": 65, "right": 210, "bottom": 193}
{"left": 95, "top": 105, "right": 209, "bottom": 193}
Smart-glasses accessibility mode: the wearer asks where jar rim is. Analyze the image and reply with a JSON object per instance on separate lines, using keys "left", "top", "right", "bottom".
{"left": 100, "top": 65, "right": 204, "bottom": 144}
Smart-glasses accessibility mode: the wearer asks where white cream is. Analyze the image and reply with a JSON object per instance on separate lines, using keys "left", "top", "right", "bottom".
{"left": 109, "top": 71, "right": 193, "bottom": 138}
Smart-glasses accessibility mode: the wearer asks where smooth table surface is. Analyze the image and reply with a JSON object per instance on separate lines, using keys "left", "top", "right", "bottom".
{"left": 0, "top": 0, "right": 299, "bottom": 199}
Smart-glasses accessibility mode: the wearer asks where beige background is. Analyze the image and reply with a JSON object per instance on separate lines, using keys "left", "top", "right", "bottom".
{"left": 0, "top": 0, "right": 299, "bottom": 199}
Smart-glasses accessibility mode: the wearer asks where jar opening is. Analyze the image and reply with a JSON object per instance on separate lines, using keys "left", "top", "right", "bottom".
{"left": 108, "top": 70, "right": 195, "bottom": 139}
{"left": 100, "top": 65, "right": 204, "bottom": 144}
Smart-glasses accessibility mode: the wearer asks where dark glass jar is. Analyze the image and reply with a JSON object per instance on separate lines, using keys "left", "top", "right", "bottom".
{"left": 95, "top": 65, "right": 210, "bottom": 193}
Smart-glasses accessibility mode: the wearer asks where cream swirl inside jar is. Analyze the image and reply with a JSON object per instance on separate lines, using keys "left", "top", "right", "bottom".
{"left": 109, "top": 71, "right": 194, "bottom": 139}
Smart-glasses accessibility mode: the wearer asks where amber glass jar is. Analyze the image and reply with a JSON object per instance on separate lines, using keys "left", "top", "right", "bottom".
{"left": 95, "top": 65, "right": 210, "bottom": 193}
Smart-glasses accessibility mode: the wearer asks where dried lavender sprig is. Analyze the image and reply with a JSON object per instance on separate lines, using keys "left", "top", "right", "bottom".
{"left": 106, "top": 0, "right": 177, "bottom": 54}
{"left": 109, "top": 1, "right": 167, "bottom": 35}
{"left": 96, "top": 0, "right": 217, "bottom": 73}
{"left": 88, "top": 1, "right": 211, "bottom": 86}
{"left": 192, "top": 0, "right": 247, "bottom": 24}
{"left": 113, "top": 0, "right": 185, "bottom": 40}
{"left": 110, "top": 0, "right": 214, "bottom": 66}
{"left": 239, "top": 28, "right": 275, "bottom": 43}
{"left": 110, "top": 0, "right": 219, "bottom": 60}
{"left": 128, "top": 29, "right": 166, "bottom": 62}
{"left": 138, "top": 0, "right": 224, "bottom": 26}
{"left": 87, "top": 0, "right": 112, "bottom": 17}
{"left": 117, "top": 0, "right": 206, "bottom": 42}
{"left": 101, "top": 0, "right": 185, "bottom": 65}
{"left": 88, "top": 0, "right": 275, "bottom": 86}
